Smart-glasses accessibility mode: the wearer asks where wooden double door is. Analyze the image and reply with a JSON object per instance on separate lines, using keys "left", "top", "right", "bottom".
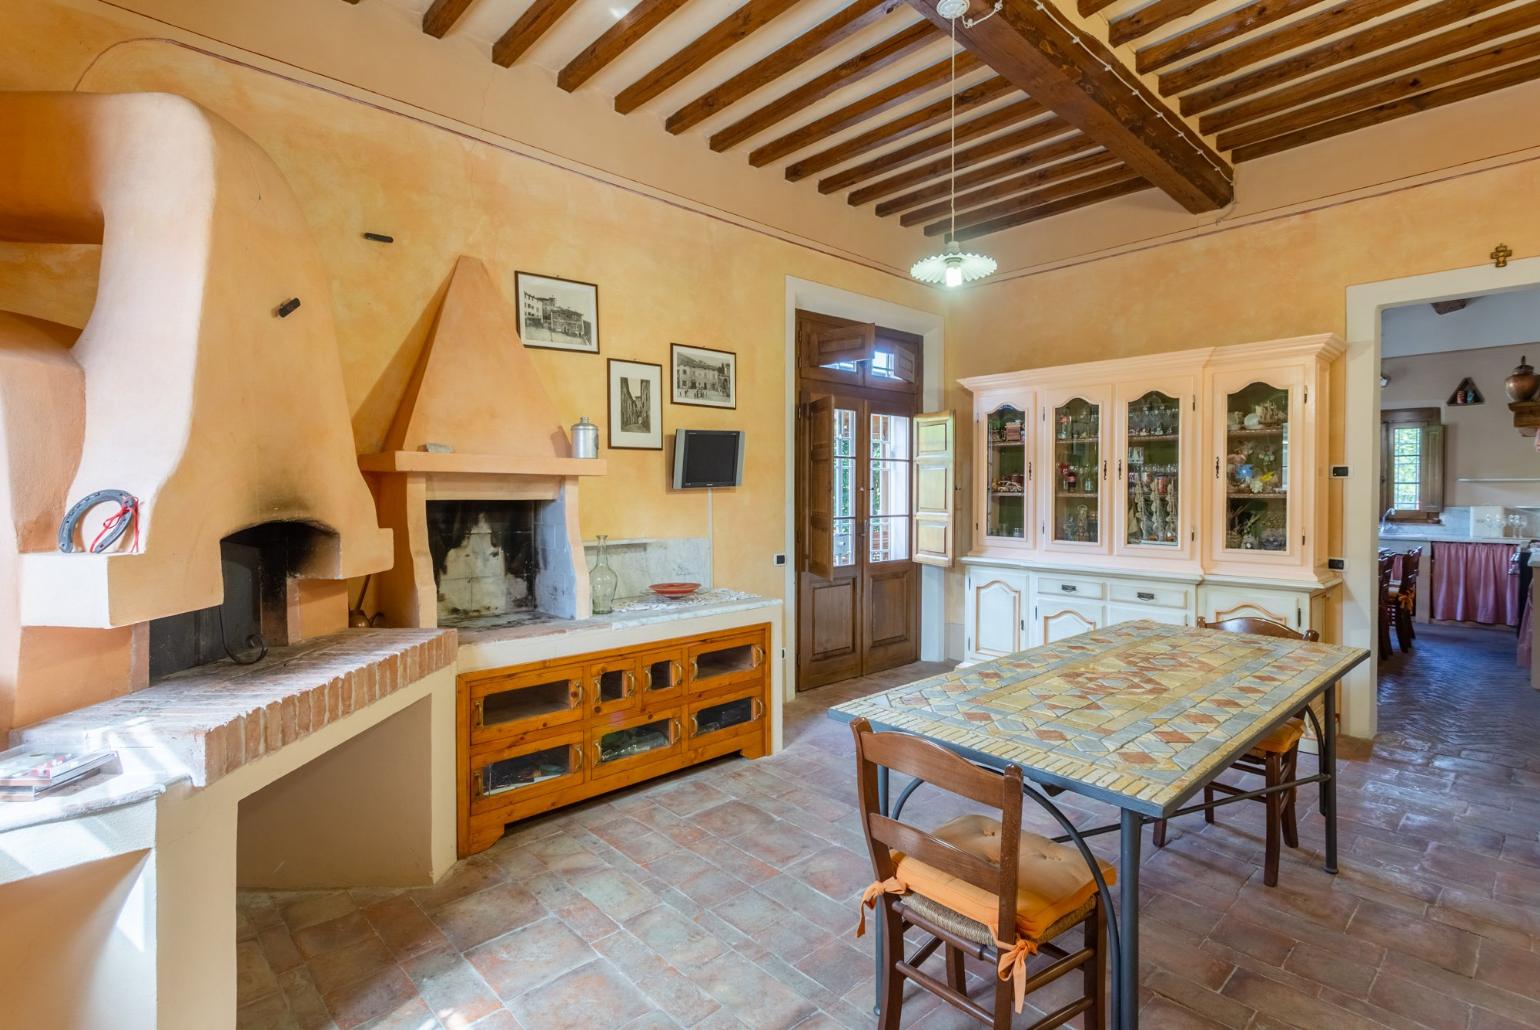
{"left": 792, "top": 310, "right": 955, "bottom": 690}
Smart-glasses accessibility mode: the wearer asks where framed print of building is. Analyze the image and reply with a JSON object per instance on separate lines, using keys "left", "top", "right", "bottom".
{"left": 671, "top": 343, "right": 736, "bottom": 409}
{"left": 516, "top": 271, "right": 599, "bottom": 353}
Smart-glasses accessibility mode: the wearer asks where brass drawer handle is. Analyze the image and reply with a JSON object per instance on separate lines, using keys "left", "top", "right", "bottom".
{"left": 751, "top": 698, "right": 764, "bottom": 721}
{"left": 472, "top": 771, "right": 486, "bottom": 798}
{"left": 751, "top": 645, "right": 765, "bottom": 668}
{"left": 624, "top": 671, "right": 636, "bottom": 696}
{"left": 572, "top": 746, "right": 584, "bottom": 771}
{"left": 671, "top": 719, "right": 682, "bottom": 742}
{"left": 689, "top": 714, "right": 700, "bottom": 736}
{"left": 570, "top": 681, "right": 583, "bottom": 708}
{"left": 690, "top": 658, "right": 700, "bottom": 680}
{"left": 671, "top": 661, "right": 684, "bottom": 687}
{"left": 593, "top": 742, "right": 604, "bottom": 765}
{"left": 473, "top": 697, "right": 486, "bottom": 727}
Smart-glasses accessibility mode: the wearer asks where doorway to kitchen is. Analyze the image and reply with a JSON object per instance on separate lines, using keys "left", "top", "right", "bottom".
{"left": 794, "top": 309, "right": 924, "bottom": 690}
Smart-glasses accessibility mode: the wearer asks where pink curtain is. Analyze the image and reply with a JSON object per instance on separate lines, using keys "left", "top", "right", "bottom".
{"left": 1432, "top": 542, "right": 1521, "bottom": 626}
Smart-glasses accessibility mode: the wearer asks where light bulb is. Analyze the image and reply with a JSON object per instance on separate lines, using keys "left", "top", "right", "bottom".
{"left": 944, "top": 262, "right": 963, "bottom": 288}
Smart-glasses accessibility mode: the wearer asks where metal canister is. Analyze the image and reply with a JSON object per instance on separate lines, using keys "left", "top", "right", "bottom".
{"left": 571, "top": 416, "right": 599, "bottom": 459}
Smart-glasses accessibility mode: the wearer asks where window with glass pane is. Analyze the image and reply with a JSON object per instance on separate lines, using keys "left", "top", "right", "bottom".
{"left": 1125, "top": 391, "right": 1181, "bottom": 546}
{"left": 870, "top": 350, "right": 898, "bottom": 379}
{"left": 985, "top": 404, "right": 1027, "bottom": 539}
{"left": 1391, "top": 426, "right": 1422, "bottom": 509}
{"left": 1052, "top": 398, "right": 1100, "bottom": 544}
{"left": 869, "top": 413, "right": 911, "bottom": 562}
{"left": 1223, "top": 382, "right": 1290, "bottom": 552}
{"left": 833, "top": 409, "right": 856, "bottom": 567}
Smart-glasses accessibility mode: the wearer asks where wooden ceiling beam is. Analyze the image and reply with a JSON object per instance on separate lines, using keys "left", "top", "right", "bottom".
{"left": 782, "top": 73, "right": 1013, "bottom": 179}
{"left": 949, "top": 176, "right": 1149, "bottom": 240}
{"left": 750, "top": 52, "right": 982, "bottom": 166}
{"left": 667, "top": 0, "right": 897, "bottom": 134}
{"left": 494, "top": 0, "right": 582, "bottom": 67}
{"left": 1234, "top": 53, "right": 1540, "bottom": 161}
{"left": 710, "top": 20, "right": 940, "bottom": 151}
{"left": 1218, "top": 29, "right": 1540, "bottom": 150}
{"left": 1136, "top": 0, "right": 1322, "bottom": 74}
{"left": 1174, "top": 0, "right": 1508, "bottom": 114}
{"left": 847, "top": 115, "right": 1073, "bottom": 204}
{"left": 817, "top": 96, "right": 1046, "bottom": 192}
{"left": 1078, "top": 0, "right": 1121, "bottom": 15}
{"left": 559, "top": 0, "right": 691, "bottom": 92}
{"left": 924, "top": 164, "right": 1143, "bottom": 234}
{"left": 1159, "top": 0, "right": 1413, "bottom": 96}
{"left": 904, "top": 0, "right": 1231, "bottom": 212}
{"left": 1109, "top": 0, "right": 1216, "bottom": 47}
{"left": 615, "top": 0, "right": 805, "bottom": 114}
{"left": 422, "top": 0, "right": 476, "bottom": 37}
{"left": 875, "top": 133, "right": 1100, "bottom": 213}
{"left": 897, "top": 148, "right": 1120, "bottom": 224}
{"left": 1200, "top": 4, "right": 1540, "bottom": 135}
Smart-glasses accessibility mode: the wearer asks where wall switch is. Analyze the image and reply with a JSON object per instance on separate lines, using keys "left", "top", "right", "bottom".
{"left": 1327, "top": 557, "right": 1346, "bottom": 571}
{"left": 773, "top": 553, "right": 786, "bottom": 566}
{"left": 1330, "top": 465, "right": 1351, "bottom": 478}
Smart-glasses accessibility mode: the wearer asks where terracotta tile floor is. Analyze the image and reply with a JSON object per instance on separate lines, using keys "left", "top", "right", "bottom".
{"left": 238, "top": 625, "right": 1540, "bottom": 1029}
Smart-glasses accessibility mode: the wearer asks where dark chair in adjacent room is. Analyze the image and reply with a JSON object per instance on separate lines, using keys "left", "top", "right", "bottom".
{"left": 849, "top": 717, "right": 1111, "bottom": 1029}
{"left": 1152, "top": 616, "right": 1320, "bottom": 887}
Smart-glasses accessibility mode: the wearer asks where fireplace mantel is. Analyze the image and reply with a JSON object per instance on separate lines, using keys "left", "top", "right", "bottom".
{"left": 359, "top": 451, "right": 606, "bottom": 477}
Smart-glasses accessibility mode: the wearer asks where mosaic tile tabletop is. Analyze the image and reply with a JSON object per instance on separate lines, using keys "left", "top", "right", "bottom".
{"left": 830, "top": 620, "right": 1368, "bottom": 816}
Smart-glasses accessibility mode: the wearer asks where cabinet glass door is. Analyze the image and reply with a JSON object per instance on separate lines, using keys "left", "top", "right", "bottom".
{"left": 1052, "top": 397, "right": 1101, "bottom": 545}
{"left": 1222, "top": 381, "right": 1291, "bottom": 552}
{"left": 1123, "top": 391, "right": 1182, "bottom": 547}
{"left": 984, "top": 403, "right": 1028, "bottom": 541}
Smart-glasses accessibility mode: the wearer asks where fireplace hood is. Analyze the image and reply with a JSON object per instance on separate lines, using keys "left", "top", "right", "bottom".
{"left": 361, "top": 256, "right": 605, "bottom": 630}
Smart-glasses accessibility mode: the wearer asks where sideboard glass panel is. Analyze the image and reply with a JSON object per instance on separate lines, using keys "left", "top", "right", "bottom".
{"left": 1125, "top": 391, "right": 1181, "bottom": 547}
{"left": 1223, "top": 382, "right": 1290, "bottom": 552}
{"left": 1052, "top": 398, "right": 1101, "bottom": 544}
{"left": 985, "top": 404, "right": 1027, "bottom": 540}
{"left": 597, "top": 718, "right": 673, "bottom": 766}
{"left": 693, "top": 696, "right": 758, "bottom": 737}
{"left": 480, "top": 743, "right": 574, "bottom": 799}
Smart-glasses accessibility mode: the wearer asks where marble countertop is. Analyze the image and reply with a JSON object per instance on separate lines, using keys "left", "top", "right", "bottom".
{"left": 454, "top": 590, "right": 780, "bottom": 645}
{"left": 1379, "top": 530, "right": 1534, "bottom": 545}
{"left": 0, "top": 761, "right": 182, "bottom": 836}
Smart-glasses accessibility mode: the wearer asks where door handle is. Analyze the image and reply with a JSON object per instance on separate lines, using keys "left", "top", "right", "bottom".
{"left": 1117, "top": 458, "right": 1122, "bottom": 478}
{"left": 1215, "top": 456, "right": 1221, "bottom": 479}
{"left": 1102, "top": 459, "right": 1108, "bottom": 481}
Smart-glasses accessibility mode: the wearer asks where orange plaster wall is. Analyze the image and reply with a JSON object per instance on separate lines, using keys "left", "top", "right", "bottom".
{"left": 0, "top": 2, "right": 945, "bottom": 613}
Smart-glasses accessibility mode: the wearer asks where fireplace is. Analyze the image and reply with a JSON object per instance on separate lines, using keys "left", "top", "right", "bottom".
{"left": 427, "top": 499, "right": 590, "bottom": 628}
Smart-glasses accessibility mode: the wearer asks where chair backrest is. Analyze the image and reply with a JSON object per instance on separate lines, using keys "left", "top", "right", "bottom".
{"left": 1399, "top": 547, "right": 1422, "bottom": 597}
{"left": 849, "top": 717, "right": 1023, "bottom": 943}
{"left": 1197, "top": 615, "right": 1320, "bottom": 643}
{"left": 1378, "top": 554, "right": 1395, "bottom": 597}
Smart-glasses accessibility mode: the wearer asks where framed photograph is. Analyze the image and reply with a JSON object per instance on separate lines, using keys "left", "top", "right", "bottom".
{"left": 671, "top": 343, "right": 737, "bottom": 409}
{"left": 607, "top": 359, "right": 663, "bottom": 450}
{"left": 515, "top": 271, "right": 599, "bottom": 353}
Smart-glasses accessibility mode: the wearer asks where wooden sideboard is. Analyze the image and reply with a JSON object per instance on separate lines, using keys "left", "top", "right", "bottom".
{"left": 456, "top": 622, "right": 772, "bottom": 856}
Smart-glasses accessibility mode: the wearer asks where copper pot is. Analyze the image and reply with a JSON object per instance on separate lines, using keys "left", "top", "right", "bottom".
{"left": 1506, "top": 355, "right": 1539, "bottom": 402}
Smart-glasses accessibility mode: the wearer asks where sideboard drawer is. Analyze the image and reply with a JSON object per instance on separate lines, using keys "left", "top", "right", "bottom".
{"left": 468, "top": 663, "right": 585, "bottom": 745}
{"left": 1036, "top": 575, "right": 1105, "bottom": 600}
{"left": 469, "top": 731, "right": 585, "bottom": 811}
{"left": 687, "top": 628, "right": 767, "bottom": 695}
{"left": 1107, "top": 580, "right": 1190, "bottom": 610}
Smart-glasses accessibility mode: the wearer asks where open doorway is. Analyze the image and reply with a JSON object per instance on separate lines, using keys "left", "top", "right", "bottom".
{"left": 1375, "top": 287, "right": 1538, "bottom": 738}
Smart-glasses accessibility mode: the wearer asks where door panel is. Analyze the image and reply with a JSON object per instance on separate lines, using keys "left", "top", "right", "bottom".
{"left": 969, "top": 573, "right": 1026, "bottom": 659}
{"left": 810, "top": 322, "right": 877, "bottom": 366}
{"left": 912, "top": 411, "right": 954, "bottom": 567}
{"left": 863, "top": 404, "right": 919, "bottom": 675}
{"left": 808, "top": 578, "right": 859, "bottom": 661}
{"left": 805, "top": 396, "right": 835, "bottom": 580}
{"left": 1039, "top": 600, "right": 1102, "bottom": 644}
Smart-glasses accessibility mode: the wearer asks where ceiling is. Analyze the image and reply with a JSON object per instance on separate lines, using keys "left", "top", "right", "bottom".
{"left": 349, "top": 0, "right": 1540, "bottom": 241}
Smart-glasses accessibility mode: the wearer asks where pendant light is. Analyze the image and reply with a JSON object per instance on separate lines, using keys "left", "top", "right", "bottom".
{"left": 909, "top": 2, "right": 997, "bottom": 288}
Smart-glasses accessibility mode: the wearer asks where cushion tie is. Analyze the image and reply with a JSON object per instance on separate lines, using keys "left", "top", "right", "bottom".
{"left": 855, "top": 877, "right": 907, "bottom": 937}
{"left": 995, "top": 937, "right": 1037, "bottom": 1013}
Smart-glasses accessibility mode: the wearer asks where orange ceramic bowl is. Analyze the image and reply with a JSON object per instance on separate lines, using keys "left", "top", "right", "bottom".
{"left": 649, "top": 582, "right": 701, "bottom": 599}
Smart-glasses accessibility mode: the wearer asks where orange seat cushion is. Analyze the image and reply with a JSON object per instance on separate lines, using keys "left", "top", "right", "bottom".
{"left": 1250, "top": 717, "right": 1304, "bottom": 755}
{"left": 892, "top": 814, "right": 1116, "bottom": 941}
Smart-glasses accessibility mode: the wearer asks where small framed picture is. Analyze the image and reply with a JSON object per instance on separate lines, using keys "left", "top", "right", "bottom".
{"left": 515, "top": 271, "right": 599, "bottom": 353}
{"left": 607, "top": 359, "right": 664, "bottom": 450}
{"left": 671, "top": 343, "right": 737, "bottom": 409}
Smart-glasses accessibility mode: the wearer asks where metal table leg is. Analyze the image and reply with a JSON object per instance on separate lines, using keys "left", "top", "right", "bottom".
{"left": 1118, "top": 808, "right": 1142, "bottom": 1030}
{"left": 1321, "top": 680, "right": 1338, "bottom": 875}
{"left": 873, "top": 765, "right": 889, "bottom": 1015}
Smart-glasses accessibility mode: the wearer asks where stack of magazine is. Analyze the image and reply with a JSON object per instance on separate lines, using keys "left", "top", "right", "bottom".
{"left": 0, "top": 748, "right": 116, "bottom": 801}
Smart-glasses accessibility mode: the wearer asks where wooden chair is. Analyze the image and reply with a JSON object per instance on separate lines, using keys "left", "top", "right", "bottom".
{"left": 1377, "top": 554, "right": 1398, "bottom": 657}
{"left": 1152, "top": 616, "right": 1319, "bottom": 887}
{"left": 849, "top": 717, "right": 1109, "bottom": 1030}
{"left": 1388, "top": 547, "right": 1422, "bottom": 651}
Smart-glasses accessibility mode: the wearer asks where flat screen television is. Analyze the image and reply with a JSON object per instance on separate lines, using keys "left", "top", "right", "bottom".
{"left": 672, "top": 430, "right": 744, "bottom": 489}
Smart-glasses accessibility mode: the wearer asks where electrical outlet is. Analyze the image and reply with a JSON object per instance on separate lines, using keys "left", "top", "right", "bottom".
{"left": 1330, "top": 465, "right": 1351, "bottom": 478}
{"left": 773, "top": 553, "right": 786, "bottom": 566}
{"left": 1328, "top": 557, "right": 1346, "bottom": 571}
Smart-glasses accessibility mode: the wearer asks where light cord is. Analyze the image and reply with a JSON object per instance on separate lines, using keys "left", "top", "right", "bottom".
{"left": 949, "top": 17, "right": 957, "bottom": 241}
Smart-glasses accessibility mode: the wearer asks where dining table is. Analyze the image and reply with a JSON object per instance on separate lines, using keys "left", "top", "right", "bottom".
{"left": 828, "top": 619, "right": 1369, "bottom": 1030}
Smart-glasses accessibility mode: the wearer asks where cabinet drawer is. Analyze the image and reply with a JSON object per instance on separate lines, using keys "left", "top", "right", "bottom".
{"left": 637, "top": 647, "right": 686, "bottom": 706}
{"left": 586, "top": 656, "right": 641, "bottom": 718}
{"left": 469, "top": 731, "right": 584, "bottom": 812}
{"left": 687, "top": 686, "right": 765, "bottom": 746}
{"left": 467, "top": 663, "right": 585, "bottom": 745}
{"left": 1107, "top": 581, "right": 1189, "bottom": 609}
{"left": 588, "top": 708, "right": 684, "bottom": 780}
{"left": 687, "top": 629, "right": 767, "bottom": 695}
{"left": 1036, "top": 575, "right": 1105, "bottom": 600}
